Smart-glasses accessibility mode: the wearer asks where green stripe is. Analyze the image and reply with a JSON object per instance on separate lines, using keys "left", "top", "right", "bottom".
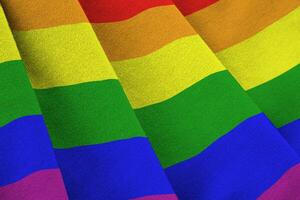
{"left": 247, "top": 63, "right": 300, "bottom": 127}
{"left": 35, "top": 80, "right": 145, "bottom": 148}
{"left": 0, "top": 60, "right": 41, "bottom": 126}
{"left": 135, "top": 71, "right": 260, "bottom": 168}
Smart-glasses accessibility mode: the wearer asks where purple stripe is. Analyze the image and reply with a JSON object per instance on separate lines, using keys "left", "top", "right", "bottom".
{"left": 131, "top": 194, "right": 178, "bottom": 200}
{"left": 0, "top": 169, "right": 68, "bottom": 200}
{"left": 258, "top": 163, "right": 300, "bottom": 200}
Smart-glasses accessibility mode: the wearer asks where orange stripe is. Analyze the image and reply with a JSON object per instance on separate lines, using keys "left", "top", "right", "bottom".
{"left": 185, "top": 0, "right": 300, "bottom": 52}
{"left": 1, "top": 0, "right": 88, "bottom": 30}
{"left": 92, "top": 5, "right": 195, "bottom": 61}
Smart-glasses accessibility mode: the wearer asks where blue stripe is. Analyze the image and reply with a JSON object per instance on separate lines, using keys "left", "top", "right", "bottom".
{"left": 0, "top": 115, "right": 58, "bottom": 186}
{"left": 54, "top": 137, "right": 174, "bottom": 200}
{"left": 279, "top": 119, "right": 300, "bottom": 155}
{"left": 165, "top": 113, "right": 299, "bottom": 200}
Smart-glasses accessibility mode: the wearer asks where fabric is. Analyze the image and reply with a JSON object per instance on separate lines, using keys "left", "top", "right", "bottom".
{"left": 0, "top": 0, "right": 300, "bottom": 199}
{"left": 173, "top": 0, "right": 300, "bottom": 156}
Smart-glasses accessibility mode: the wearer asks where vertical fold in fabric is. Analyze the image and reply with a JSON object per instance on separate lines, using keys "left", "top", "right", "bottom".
{"left": 0, "top": 0, "right": 177, "bottom": 199}
{"left": 78, "top": 0, "right": 300, "bottom": 199}
{"left": 0, "top": 4, "right": 68, "bottom": 200}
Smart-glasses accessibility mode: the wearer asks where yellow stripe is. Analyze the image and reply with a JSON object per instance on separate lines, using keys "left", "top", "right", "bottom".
{"left": 13, "top": 23, "right": 117, "bottom": 89}
{"left": 216, "top": 7, "right": 300, "bottom": 90}
{"left": 0, "top": 6, "right": 20, "bottom": 63}
{"left": 111, "top": 35, "right": 225, "bottom": 109}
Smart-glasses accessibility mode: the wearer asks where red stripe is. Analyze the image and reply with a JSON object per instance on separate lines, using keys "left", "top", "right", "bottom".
{"left": 258, "top": 163, "right": 300, "bottom": 200}
{"left": 173, "top": 0, "right": 218, "bottom": 16}
{"left": 79, "top": 0, "right": 173, "bottom": 23}
{"left": 131, "top": 194, "right": 178, "bottom": 200}
{"left": 0, "top": 169, "right": 68, "bottom": 200}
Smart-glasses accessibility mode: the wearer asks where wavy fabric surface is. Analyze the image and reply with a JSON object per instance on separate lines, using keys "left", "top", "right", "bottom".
{"left": 1, "top": 0, "right": 300, "bottom": 199}
{"left": 0, "top": 5, "right": 68, "bottom": 199}
{"left": 1, "top": 0, "right": 176, "bottom": 199}
{"left": 173, "top": 0, "right": 300, "bottom": 157}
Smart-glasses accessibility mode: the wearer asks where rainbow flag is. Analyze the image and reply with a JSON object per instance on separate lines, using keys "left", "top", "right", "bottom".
{"left": 1, "top": 0, "right": 300, "bottom": 199}
{"left": 173, "top": 0, "right": 300, "bottom": 155}
{"left": 0, "top": 5, "right": 67, "bottom": 199}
